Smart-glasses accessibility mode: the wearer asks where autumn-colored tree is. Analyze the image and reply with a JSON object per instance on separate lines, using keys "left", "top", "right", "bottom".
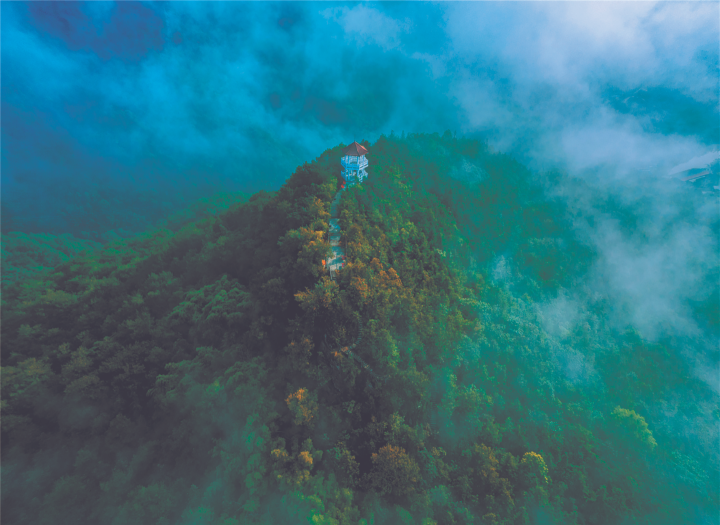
{"left": 306, "top": 196, "right": 331, "bottom": 226}
{"left": 286, "top": 388, "right": 319, "bottom": 428}
{"left": 346, "top": 224, "right": 372, "bottom": 262}
{"left": 369, "top": 444, "right": 420, "bottom": 497}
{"left": 295, "top": 277, "right": 340, "bottom": 316}
{"left": 348, "top": 275, "right": 370, "bottom": 307}
{"left": 271, "top": 438, "right": 322, "bottom": 488}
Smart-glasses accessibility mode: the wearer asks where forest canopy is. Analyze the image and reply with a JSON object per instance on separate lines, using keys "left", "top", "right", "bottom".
{"left": 2, "top": 133, "right": 718, "bottom": 525}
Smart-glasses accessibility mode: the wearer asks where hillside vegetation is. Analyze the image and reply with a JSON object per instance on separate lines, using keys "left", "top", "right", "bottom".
{"left": 2, "top": 133, "right": 718, "bottom": 525}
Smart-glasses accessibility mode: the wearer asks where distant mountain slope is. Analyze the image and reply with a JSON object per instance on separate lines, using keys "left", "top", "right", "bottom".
{"left": 604, "top": 86, "right": 720, "bottom": 146}
{"left": 1, "top": 232, "right": 102, "bottom": 289}
{"left": 1, "top": 192, "right": 248, "bottom": 290}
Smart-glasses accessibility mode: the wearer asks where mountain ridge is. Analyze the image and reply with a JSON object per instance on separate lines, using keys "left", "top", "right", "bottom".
{"left": 2, "top": 133, "right": 718, "bottom": 525}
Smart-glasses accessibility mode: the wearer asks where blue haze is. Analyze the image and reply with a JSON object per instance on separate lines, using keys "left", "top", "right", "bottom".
{"left": 3, "top": 1, "right": 717, "bottom": 236}
{"left": 2, "top": 3, "right": 720, "bottom": 522}
{"left": 2, "top": 1, "right": 719, "bottom": 354}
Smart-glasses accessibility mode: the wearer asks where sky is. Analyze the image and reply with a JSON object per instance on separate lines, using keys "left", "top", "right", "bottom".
{"left": 2, "top": 1, "right": 718, "bottom": 236}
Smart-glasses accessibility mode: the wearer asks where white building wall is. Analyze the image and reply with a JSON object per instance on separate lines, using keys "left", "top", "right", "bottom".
{"left": 341, "top": 155, "right": 368, "bottom": 184}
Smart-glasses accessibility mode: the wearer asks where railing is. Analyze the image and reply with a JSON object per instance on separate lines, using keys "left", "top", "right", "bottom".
{"left": 341, "top": 155, "right": 368, "bottom": 169}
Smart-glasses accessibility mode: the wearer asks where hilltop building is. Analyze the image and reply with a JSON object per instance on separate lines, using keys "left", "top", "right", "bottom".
{"left": 341, "top": 141, "right": 369, "bottom": 185}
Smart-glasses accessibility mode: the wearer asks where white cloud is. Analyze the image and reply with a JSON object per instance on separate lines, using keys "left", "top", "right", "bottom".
{"left": 588, "top": 216, "right": 716, "bottom": 340}
{"left": 557, "top": 108, "right": 708, "bottom": 177}
{"left": 538, "top": 292, "right": 582, "bottom": 339}
{"left": 322, "top": 5, "right": 411, "bottom": 50}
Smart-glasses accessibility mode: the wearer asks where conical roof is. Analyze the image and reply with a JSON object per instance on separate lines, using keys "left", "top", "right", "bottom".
{"left": 342, "top": 141, "right": 368, "bottom": 156}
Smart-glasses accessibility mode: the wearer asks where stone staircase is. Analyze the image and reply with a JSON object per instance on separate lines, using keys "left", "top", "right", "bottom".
{"left": 327, "top": 190, "right": 345, "bottom": 280}
{"left": 319, "top": 187, "right": 389, "bottom": 390}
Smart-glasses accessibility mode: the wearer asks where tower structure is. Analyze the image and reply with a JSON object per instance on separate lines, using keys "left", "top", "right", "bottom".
{"left": 341, "top": 141, "right": 369, "bottom": 185}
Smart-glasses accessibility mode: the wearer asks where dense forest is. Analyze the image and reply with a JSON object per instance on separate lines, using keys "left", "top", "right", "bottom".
{"left": 2, "top": 133, "right": 718, "bottom": 524}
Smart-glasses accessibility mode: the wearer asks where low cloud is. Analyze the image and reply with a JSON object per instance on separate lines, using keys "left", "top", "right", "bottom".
{"left": 3, "top": 3, "right": 718, "bottom": 348}
{"left": 536, "top": 292, "right": 582, "bottom": 340}
{"left": 322, "top": 5, "right": 412, "bottom": 51}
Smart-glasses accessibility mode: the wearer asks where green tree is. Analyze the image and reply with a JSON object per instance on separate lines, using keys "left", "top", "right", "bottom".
{"left": 369, "top": 444, "right": 421, "bottom": 497}
{"left": 610, "top": 406, "right": 657, "bottom": 451}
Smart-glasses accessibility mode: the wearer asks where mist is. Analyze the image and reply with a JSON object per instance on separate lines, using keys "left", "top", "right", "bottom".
{"left": 6, "top": 0, "right": 716, "bottom": 409}
{"left": 2, "top": 3, "right": 719, "bottom": 523}
{"left": 3, "top": 2, "right": 717, "bottom": 234}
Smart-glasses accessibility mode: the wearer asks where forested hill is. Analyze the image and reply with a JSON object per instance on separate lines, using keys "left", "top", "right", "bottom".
{"left": 2, "top": 133, "right": 718, "bottom": 525}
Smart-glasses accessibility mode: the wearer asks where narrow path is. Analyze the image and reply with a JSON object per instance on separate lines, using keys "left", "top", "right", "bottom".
{"left": 322, "top": 318, "right": 388, "bottom": 391}
{"left": 338, "top": 318, "right": 388, "bottom": 387}
{"left": 321, "top": 188, "right": 388, "bottom": 390}
{"left": 327, "top": 189, "right": 345, "bottom": 280}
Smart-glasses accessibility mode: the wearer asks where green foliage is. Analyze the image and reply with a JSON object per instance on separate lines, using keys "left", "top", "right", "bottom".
{"left": 327, "top": 442, "right": 360, "bottom": 488}
{"left": 1, "top": 232, "right": 101, "bottom": 288}
{"left": 168, "top": 275, "right": 252, "bottom": 345}
{"left": 39, "top": 475, "right": 90, "bottom": 525}
{"left": 610, "top": 406, "right": 658, "bottom": 451}
{"left": 518, "top": 451, "right": 551, "bottom": 490}
{"left": 369, "top": 444, "right": 421, "bottom": 497}
{"left": 2, "top": 134, "right": 717, "bottom": 525}
{"left": 285, "top": 388, "right": 320, "bottom": 428}
{"left": 457, "top": 444, "right": 515, "bottom": 514}
{"left": 113, "top": 483, "right": 177, "bottom": 525}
